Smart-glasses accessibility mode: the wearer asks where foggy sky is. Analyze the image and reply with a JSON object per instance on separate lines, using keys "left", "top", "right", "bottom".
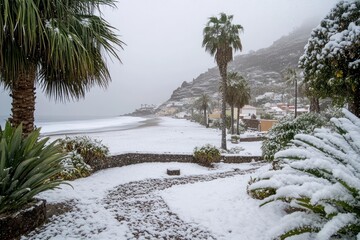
{"left": 0, "top": 0, "right": 339, "bottom": 120}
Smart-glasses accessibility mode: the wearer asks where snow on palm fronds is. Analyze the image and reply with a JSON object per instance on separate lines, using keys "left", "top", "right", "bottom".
{"left": 248, "top": 109, "right": 360, "bottom": 239}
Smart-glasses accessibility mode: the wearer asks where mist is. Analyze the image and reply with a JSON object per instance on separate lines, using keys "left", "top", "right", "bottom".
{"left": 0, "top": 0, "right": 339, "bottom": 121}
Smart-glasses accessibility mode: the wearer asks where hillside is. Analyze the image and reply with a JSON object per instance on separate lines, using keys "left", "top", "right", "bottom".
{"left": 156, "top": 23, "right": 315, "bottom": 116}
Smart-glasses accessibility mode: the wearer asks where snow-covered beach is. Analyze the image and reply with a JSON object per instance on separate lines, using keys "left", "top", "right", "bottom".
{"left": 20, "top": 116, "right": 289, "bottom": 239}
{"left": 39, "top": 116, "right": 262, "bottom": 156}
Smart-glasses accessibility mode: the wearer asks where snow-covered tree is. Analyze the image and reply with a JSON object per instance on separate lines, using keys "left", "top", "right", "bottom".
{"left": 299, "top": 1, "right": 360, "bottom": 117}
{"left": 249, "top": 109, "right": 360, "bottom": 239}
{"left": 261, "top": 113, "right": 326, "bottom": 162}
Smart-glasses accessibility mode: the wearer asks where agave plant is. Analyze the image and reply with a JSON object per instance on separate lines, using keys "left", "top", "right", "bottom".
{"left": 248, "top": 109, "right": 360, "bottom": 239}
{"left": 0, "top": 122, "right": 66, "bottom": 213}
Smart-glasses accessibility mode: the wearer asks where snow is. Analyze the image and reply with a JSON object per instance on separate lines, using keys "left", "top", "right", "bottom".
{"left": 39, "top": 117, "right": 262, "bottom": 156}
{"left": 29, "top": 162, "right": 270, "bottom": 239}
{"left": 159, "top": 165, "right": 286, "bottom": 240}
{"left": 39, "top": 116, "right": 146, "bottom": 136}
{"left": 16, "top": 116, "right": 270, "bottom": 239}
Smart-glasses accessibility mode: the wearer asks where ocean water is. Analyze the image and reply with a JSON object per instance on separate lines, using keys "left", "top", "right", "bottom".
{"left": 0, "top": 115, "right": 114, "bottom": 129}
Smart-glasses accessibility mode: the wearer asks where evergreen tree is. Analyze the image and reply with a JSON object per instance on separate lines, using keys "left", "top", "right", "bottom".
{"left": 299, "top": 1, "right": 360, "bottom": 117}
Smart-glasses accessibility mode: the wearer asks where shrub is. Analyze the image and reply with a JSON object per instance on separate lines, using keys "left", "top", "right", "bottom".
{"left": 248, "top": 109, "right": 360, "bottom": 239}
{"left": 193, "top": 144, "right": 221, "bottom": 167}
{"left": 262, "top": 113, "right": 326, "bottom": 162}
{"left": 57, "top": 151, "right": 92, "bottom": 180}
{"left": 230, "top": 135, "right": 240, "bottom": 143}
{"left": 58, "top": 136, "right": 109, "bottom": 179}
{"left": 0, "top": 122, "right": 66, "bottom": 214}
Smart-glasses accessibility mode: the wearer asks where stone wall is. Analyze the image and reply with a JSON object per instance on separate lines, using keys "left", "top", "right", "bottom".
{"left": 92, "top": 153, "right": 263, "bottom": 172}
{"left": 240, "top": 137, "right": 265, "bottom": 142}
{"left": 0, "top": 199, "right": 46, "bottom": 240}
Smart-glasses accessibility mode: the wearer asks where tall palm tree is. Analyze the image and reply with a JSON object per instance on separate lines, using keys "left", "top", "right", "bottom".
{"left": 203, "top": 13, "right": 243, "bottom": 150}
{"left": 0, "top": 0, "right": 124, "bottom": 135}
{"left": 235, "top": 78, "right": 250, "bottom": 135}
{"left": 194, "top": 94, "right": 212, "bottom": 127}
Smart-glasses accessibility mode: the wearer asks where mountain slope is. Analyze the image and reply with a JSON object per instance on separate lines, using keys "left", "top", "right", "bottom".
{"left": 157, "top": 23, "right": 314, "bottom": 116}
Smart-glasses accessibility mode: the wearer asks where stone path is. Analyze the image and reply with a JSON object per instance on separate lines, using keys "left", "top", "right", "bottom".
{"left": 103, "top": 167, "right": 259, "bottom": 239}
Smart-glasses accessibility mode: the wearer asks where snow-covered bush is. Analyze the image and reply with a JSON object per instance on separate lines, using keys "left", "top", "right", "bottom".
{"left": 193, "top": 144, "right": 221, "bottom": 167}
{"left": 58, "top": 151, "right": 92, "bottom": 180}
{"left": 249, "top": 109, "right": 360, "bottom": 239}
{"left": 58, "top": 136, "right": 109, "bottom": 179}
{"left": 262, "top": 113, "right": 326, "bottom": 162}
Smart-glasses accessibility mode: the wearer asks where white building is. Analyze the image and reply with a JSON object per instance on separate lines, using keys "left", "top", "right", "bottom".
{"left": 240, "top": 105, "right": 257, "bottom": 118}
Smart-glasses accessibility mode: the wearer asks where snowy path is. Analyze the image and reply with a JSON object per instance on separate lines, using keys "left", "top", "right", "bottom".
{"left": 24, "top": 165, "right": 260, "bottom": 240}
{"left": 104, "top": 168, "right": 259, "bottom": 239}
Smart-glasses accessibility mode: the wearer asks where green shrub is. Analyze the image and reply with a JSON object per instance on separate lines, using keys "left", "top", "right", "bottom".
{"left": 58, "top": 136, "right": 109, "bottom": 179}
{"left": 0, "top": 122, "right": 66, "bottom": 214}
{"left": 262, "top": 113, "right": 326, "bottom": 162}
{"left": 231, "top": 135, "right": 240, "bottom": 142}
{"left": 193, "top": 144, "right": 221, "bottom": 167}
{"left": 248, "top": 109, "right": 360, "bottom": 239}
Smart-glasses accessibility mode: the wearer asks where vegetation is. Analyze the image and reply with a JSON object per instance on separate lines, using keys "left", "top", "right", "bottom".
{"left": 0, "top": 122, "right": 66, "bottom": 214}
{"left": 224, "top": 72, "right": 250, "bottom": 135}
{"left": 234, "top": 76, "right": 251, "bottom": 135}
{"left": 58, "top": 136, "right": 109, "bottom": 179}
{"left": 248, "top": 109, "right": 360, "bottom": 239}
{"left": 260, "top": 113, "right": 275, "bottom": 120}
{"left": 0, "top": 0, "right": 124, "bottom": 135}
{"left": 193, "top": 144, "right": 221, "bottom": 167}
{"left": 203, "top": 13, "right": 243, "bottom": 150}
{"left": 299, "top": 1, "right": 360, "bottom": 117}
{"left": 262, "top": 113, "right": 326, "bottom": 162}
{"left": 194, "top": 94, "right": 212, "bottom": 127}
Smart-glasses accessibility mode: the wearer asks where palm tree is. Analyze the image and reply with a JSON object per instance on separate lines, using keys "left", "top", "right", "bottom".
{"left": 235, "top": 78, "right": 250, "bottom": 135}
{"left": 283, "top": 68, "right": 300, "bottom": 118}
{"left": 0, "top": 0, "right": 124, "bottom": 135}
{"left": 202, "top": 13, "right": 243, "bottom": 150}
{"left": 194, "top": 94, "right": 212, "bottom": 127}
{"left": 225, "top": 72, "right": 250, "bottom": 135}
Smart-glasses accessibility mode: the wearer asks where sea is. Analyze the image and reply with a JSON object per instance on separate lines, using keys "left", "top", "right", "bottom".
{"left": 0, "top": 115, "right": 112, "bottom": 129}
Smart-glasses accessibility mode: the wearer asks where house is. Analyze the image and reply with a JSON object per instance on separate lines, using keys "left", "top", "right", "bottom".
{"left": 240, "top": 105, "right": 257, "bottom": 118}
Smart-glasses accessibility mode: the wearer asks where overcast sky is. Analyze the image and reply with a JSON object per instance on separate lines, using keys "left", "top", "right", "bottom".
{"left": 0, "top": 0, "right": 339, "bottom": 121}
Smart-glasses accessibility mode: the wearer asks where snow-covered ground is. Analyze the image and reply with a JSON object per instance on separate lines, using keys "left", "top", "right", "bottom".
{"left": 39, "top": 116, "right": 262, "bottom": 156}
{"left": 28, "top": 162, "right": 288, "bottom": 240}
{"left": 22, "top": 116, "right": 281, "bottom": 239}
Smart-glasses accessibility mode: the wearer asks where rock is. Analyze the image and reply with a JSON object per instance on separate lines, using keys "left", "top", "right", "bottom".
{"left": 167, "top": 169, "right": 180, "bottom": 176}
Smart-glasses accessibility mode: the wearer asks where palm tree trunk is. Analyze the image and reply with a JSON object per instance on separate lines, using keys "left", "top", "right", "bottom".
{"left": 349, "top": 86, "right": 360, "bottom": 118}
{"left": 294, "top": 77, "right": 297, "bottom": 118}
{"left": 236, "top": 106, "right": 240, "bottom": 135}
{"left": 230, "top": 105, "right": 234, "bottom": 134}
{"left": 309, "top": 96, "right": 320, "bottom": 113}
{"left": 10, "top": 65, "right": 36, "bottom": 135}
{"left": 219, "top": 64, "right": 227, "bottom": 150}
{"left": 204, "top": 107, "right": 208, "bottom": 127}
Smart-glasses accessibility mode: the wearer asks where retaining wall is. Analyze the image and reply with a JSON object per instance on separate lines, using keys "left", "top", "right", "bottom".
{"left": 92, "top": 153, "right": 263, "bottom": 172}
{"left": 0, "top": 199, "right": 46, "bottom": 240}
